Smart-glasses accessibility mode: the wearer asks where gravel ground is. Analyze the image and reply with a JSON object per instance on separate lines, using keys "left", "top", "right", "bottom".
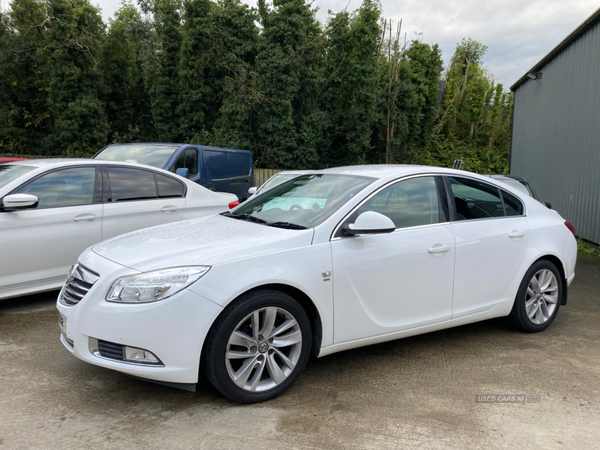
{"left": 1, "top": 253, "right": 599, "bottom": 450}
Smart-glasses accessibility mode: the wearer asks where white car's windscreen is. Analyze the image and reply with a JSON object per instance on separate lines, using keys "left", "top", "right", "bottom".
{"left": 232, "top": 174, "right": 375, "bottom": 228}
{"left": 0, "top": 164, "right": 36, "bottom": 190}
{"left": 259, "top": 174, "right": 303, "bottom": 194}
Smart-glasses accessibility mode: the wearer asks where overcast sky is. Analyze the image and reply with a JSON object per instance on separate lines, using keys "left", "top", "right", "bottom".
{"left": 3, "top": 0, "right": 598, "bottom": 88}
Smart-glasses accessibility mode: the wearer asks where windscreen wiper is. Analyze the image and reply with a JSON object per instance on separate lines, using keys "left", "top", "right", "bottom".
{"left": 267, "top": 221, "right": 308, "bottom": 230}
{"left": 220, "top": 211, "right": 268, "bottom": 225}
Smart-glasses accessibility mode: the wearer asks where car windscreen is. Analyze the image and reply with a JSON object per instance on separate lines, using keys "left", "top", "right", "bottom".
{"left": 0, "top": 165, "right": 36, "bottom": 190}
{"left": 232, "top": 174, "right": 374, "bottom": 228}
{"left": 93, "top": 144, "right": 180, "bottom": 168}
{"left": 500, "top": 179, "right": 533, "bottom": 197}
{"left": 259, "top": 173, "right": 304, "bottom": 194}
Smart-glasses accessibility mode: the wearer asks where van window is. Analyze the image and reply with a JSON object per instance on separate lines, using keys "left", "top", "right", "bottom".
{"left": 229, "top": 152, "right": 251, "bottom": 177}
{"left": 204, "top": 150, "right": 229, "bottom": 179}
{"left": 172, "top": 149, "right": 199, "bottom": 177}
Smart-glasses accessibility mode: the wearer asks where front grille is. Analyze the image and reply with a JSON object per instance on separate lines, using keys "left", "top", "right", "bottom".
{"left": 97, "top": 340, "right": 124, "bottom": 360}
{"left": 59, "top": 263, "right": 99, "bottom": 306}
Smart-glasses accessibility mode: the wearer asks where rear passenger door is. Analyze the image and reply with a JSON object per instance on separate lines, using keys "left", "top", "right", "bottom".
{"left": 101, "top": 166, "right": 186, "bottom": 240}
{"left": 446, "top": 176, "right": 530, "bottom": 318}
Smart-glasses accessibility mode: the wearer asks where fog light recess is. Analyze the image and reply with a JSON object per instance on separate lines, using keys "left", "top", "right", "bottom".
{"left": 124, "top": 346, "right": 162, "bottom": 365}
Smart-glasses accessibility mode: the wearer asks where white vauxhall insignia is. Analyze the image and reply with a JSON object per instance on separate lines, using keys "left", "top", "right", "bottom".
{"left": 56, "top": 165, "right": 577, "bottom": 403}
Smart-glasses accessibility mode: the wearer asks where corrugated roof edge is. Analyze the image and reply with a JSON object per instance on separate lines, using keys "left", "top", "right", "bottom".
{"left": 510, "top": 6, "right": 600, "bottom": 92}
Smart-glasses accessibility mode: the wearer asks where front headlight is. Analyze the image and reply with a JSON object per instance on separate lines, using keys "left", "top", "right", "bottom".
{"left": 106, "top": 266, "right": 211, "bottom": 303}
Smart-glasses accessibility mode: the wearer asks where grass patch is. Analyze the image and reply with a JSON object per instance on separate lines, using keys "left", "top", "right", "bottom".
{"left": 577, "top": 239, "right": 600, "bottom": 259}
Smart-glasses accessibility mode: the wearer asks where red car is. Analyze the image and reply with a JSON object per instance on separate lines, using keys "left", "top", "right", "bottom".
{"left": 0, "top": 157, "right": 28, "bottom": 163}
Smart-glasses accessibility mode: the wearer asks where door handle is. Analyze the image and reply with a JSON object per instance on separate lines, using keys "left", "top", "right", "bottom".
{"left": 509, "top": 230, "right": 525, "bottom": 238}
{"left": 428, "top": 244, "right": 450, "bottom": 254}
{"left": 73, "top": 213, "right": 96, "bottom": 222}
{"left": 161, "top": 205, "right": 178, "bottom": 213}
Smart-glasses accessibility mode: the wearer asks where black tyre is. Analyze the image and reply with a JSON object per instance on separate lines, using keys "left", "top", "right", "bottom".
{"left": 204, "top": 289, "right": 312, "bottom": 403}
{"left": 510, "top": 260, "right": 562, "bottom": 332}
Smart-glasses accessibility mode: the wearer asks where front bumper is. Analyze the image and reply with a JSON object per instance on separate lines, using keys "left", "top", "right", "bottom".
{"left": 56, "top": 249, "right": 223, "bottom": 384}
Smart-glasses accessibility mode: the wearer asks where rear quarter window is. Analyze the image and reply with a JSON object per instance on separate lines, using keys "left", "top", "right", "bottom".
{"left": 501, "top": 190, "right": 524, "bottom": 216}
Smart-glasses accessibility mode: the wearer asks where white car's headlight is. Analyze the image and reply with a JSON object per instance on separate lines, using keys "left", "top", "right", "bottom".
{"left": 106, "top": 266, "right": 210, "bottom": 303}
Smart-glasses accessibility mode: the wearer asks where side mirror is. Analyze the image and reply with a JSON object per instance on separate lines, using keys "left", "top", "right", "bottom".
{"left": 248, "top": 187, "right": 257, "bottom": 195}
{"left": 175, "top": 168, "right": 190, "bottom": 179}
{"left": 342, "top": 211, "right": 396, "bottom": 236}
{"left": 543, "top": 201, "right": 552, "bottom": 209}
{"left": 1, "top": 193, "right": 39, "bottom": 211}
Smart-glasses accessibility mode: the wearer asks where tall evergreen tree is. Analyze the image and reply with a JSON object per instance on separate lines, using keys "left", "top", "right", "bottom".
{"left": 177, "top": 0, "right": 214, "bottom": 140}
{"left": 1, "top": 0, "right": 51, "bottom": 155}
{"left": 101, "top": 2, "right": 153, "bottom": 143}
{"left": 44, "top": 0, "right": 108, "bottom": 156}
{"left": 319, "top": 0, "right": 381, "bottom": 167}
{"left": 150, "top": 0, "right": 182, "bottom": 142}
{"left": 254, "top": 0, "right": 322, "bottom": 169}
{"left": 209, "top": 0, "right": 260, "bottom": 150}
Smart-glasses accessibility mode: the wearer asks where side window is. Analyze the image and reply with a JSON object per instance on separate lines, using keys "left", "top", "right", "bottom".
{"left": 106, "top": 167, "right": 157, "bottom": 202}
{"left": 502, "top": 190, "right": 524, "bottom": 216}
{"left": 171, "top": 149, "right": 199, "bottom": 177}
{"left": 448, "top": 177, "right": 504, "bottom": 220}
{"left": 155, "top": 173, "right": 185, "bottom": 198}
{"left": 17, "top": 167, "right": 96, "bottom": 209}
{"left": 228, "top": 152, "right": 251, "bottom": 177}
{"left": 204, "top": 150, "right": 229, "bottom": 179}
{"left": 357, "top": 176, "right": 440, "bottom": 229}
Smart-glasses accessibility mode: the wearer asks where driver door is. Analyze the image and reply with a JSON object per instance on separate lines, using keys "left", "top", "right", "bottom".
{"left": 0, "top": 166, "right": 102, "bottom": 295}
{"left": 331, "top": 175, "right": 455, "bottom": 343}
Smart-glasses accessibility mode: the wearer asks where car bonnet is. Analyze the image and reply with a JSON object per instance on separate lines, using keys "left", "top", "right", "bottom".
{"left": 91, "top": 214, "right": 314, "bottom": 271}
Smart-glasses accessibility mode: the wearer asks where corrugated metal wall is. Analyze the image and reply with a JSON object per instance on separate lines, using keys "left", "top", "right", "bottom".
{"left": 511, "top": 20, "right": 600, "bottom": 244}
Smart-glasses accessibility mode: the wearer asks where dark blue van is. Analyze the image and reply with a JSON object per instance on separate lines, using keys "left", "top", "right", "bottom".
{"left": 93, "top": 143, "right": 254, "bottom": 201}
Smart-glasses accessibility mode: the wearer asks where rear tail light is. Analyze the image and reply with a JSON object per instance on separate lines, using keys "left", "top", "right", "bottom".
{"left": 564, "top": 220, "right": 575, "bottom": 236}
{"left": 228, "top": 201, "right": 239, "bottom": 209}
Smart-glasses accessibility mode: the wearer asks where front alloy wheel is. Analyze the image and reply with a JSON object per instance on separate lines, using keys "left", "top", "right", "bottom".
{"left": 205, "top": 290, "right": 312, "bottom": 403}
{"left": 226, "top": 307, "right": 303, "bottom": 392}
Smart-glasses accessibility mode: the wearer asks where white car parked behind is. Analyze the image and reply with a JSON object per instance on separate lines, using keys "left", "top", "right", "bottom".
{"left": 0, "top": 159, "right": 238, "bottom": 300}
{"left": 56, "top": 165, "right": 577, "bottom": 403}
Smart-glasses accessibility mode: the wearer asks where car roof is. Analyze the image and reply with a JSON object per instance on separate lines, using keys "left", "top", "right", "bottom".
{"left": 488, "top": 174, "right": 528, "bottom": 182}
{"left": 312, "top": 164, "right": 477, "bottom": 180}
{"left": 4, "top": 159, "right": 169, "bottom": 170}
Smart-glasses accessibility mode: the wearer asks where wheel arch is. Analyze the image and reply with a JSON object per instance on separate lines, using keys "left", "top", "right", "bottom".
{"left": 200, "top": 283, "right": 323, "bottom": 374}
{"left": 244, "top": 283, "right": 323, "bottom": 357}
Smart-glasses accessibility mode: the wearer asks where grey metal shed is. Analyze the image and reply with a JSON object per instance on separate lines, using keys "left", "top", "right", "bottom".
{"left": 510, "top": 7, "right": 600, "bottom": 244}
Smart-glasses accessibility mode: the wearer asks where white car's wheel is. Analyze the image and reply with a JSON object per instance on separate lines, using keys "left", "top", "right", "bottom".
{"left": 510, "top": 260, "right": 562, "bottom": 332}
{"left": 205, "top": 289, "right": 312, "bottom": 403}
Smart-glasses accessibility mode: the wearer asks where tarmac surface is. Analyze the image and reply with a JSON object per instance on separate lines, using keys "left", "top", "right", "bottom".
{"left": 1, "top": 253, "right": 599, "bottom": 450}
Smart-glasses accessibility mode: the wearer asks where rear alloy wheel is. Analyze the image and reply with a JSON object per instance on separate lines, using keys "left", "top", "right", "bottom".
{"left": 205, "top": 290, "right": 311, "bottom": 403}
{"left": 510, "top": 260, "right": 562, "bottom": 332}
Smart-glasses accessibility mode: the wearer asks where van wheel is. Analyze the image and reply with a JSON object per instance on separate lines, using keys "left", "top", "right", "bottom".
{"left": 204, "top": 289, "right": 311, "bottom": 403}
{"left": 510, "top": 260, "right": 562, "bottom": 332}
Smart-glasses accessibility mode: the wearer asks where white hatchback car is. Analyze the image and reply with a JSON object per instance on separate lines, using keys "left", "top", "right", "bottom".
{"left": 57, "top": 165, "right": 577, "bottom": 403}
{"left": 0, "top": 159, "right": 238, "bottom": 300}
